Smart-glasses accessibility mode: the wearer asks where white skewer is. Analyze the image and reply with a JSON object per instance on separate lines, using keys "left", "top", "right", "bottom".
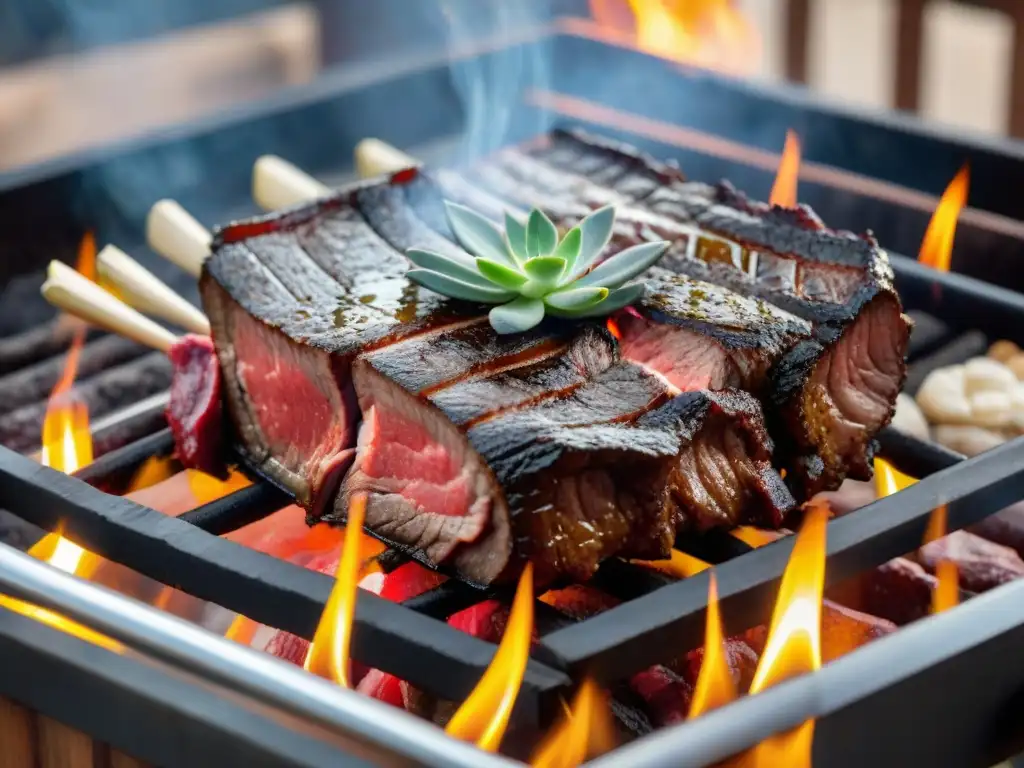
{"left": 252, "top": 155, "right": 331, "bottom": 211}
{"left": 42, "top": 262, "right": 179, "bottom": 354}
{"left": 146, "top": 200, "right": 212, "bottom": 279}
{"left": 97, "top": 245, "right": 211, "bottom": 336}
{"left": 354, "top": 138, "right": 419, "bottom": 179}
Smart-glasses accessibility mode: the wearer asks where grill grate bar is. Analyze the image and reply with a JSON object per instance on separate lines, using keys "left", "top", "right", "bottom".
{"left": 537, "top": 435, "right": 1024, "bottom": 684}
{"left": 0, "top": 447, "right": 570, "bottom": 721}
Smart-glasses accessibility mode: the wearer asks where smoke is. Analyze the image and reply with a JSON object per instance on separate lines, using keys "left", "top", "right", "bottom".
{"left": 437, "top": 0, "right": 554, "bottom": 162}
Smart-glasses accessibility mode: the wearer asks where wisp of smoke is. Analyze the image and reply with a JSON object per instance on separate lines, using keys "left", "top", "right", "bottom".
{"left": 438, "top": 0, "right": 553, "bottom": 163}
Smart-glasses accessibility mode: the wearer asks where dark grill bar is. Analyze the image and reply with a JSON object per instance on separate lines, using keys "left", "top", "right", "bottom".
{"left": 0, "top": 448, "right": 570, "bottom": 725}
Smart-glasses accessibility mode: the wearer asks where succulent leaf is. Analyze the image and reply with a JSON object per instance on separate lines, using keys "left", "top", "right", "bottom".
{"left": 544, "top": 286, "right": 609, "bottom": 312}
{"left": 573, "top": 241, "right": 670, "bottom": 289}
{"left": 407, "top": 268, "right": 515, "bottom": 304}
{"left": 570, "top": 206, "right": 616, "bottom": 279}
{"left": 446, "top": 202, "right": 517, "bottom": 267}
{"left": 553, "top": 227, "right": 582, "bottom": 274}
{"left": 565, "top": 283, "right": 647, "bottom": 318}
{"left": 409, "top": 202, "right": 667, "bottom": 332}
{"left": 406, "top": 249, "right": 493, "bottom": 287}
{"left": 526, "top": 209, "right": 558, "bottom": 259}
{"left": 489, "top": 296, "right": 545, "bottom": 334}
{"left": 476, "top": 258, "right": 527, "bottom": 289}
{"left": 504, "top": 212, "right": 528, "bottom": 264}
{"left": 522, "top": 256, "right": 567, "bottom": 284}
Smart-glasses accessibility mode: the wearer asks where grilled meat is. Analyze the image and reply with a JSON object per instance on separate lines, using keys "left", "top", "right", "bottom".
{"left": 202, "top": 169, "right": 794, "bottom": 585}
{"left": 167, "top": 334, "right": 224, "bottom": 475}
{"left": 458, "top": 129, "right": 910, "bottom": 498}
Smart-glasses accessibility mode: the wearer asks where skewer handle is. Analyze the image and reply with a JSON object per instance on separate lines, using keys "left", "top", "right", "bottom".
{"left": 253, "top": 155, "right": 332, "bottom": 211}
{"left": 146, "top": 200, "right": 211, "bottom": 279}
{"left": 42, "top": 262, "right": 178, "bottom": 354}
{"left": 97, "top": 245, "right": 211, "bottom": 336}
{"left": 355, "top": 138, "right": 419, "bottom": 179}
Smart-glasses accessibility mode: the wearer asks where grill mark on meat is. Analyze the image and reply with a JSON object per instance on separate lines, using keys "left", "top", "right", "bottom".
{"left": 428, "top": 326, "right": 618, "bottom": 428}
{"left": 358, "top": 322, "right": 563, "bottom": 397}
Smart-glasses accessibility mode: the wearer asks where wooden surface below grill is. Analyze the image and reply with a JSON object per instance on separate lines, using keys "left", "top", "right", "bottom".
{"left": 0, "top": 696, "right": 148, "bottom": 768}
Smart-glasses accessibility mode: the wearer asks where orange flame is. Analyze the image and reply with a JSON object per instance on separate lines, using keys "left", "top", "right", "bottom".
{"left": 689, "top": 572, "right": 737, "bottom": 718}
{"left": 918, "top": 165, "right": 969, "bottom": 273}
{"left": 769, "top": 130, "right": 801, "bottom": 208}
{"left": 874, "top": 459, "right": 957, "bottom": 610}
{"left": 446, "top": 564, "right": 534, "bottom": 752}
{"left": 589, "top": 0, "right": 760, "bottom": 77}
{"left": 633, "top": 548, "right": 710, "bottom": 578}
{"left": 731, "top": 526, "right": 783, "bottom": 549}
{"left": 873, "top": 457, "right": 917, "bottom": 497}
{"left": 924, "top": 506, "right": 959, "bottom": 614}
{"left": 738, "top": 505, "right": 827, "bottom": 767}
{"left": 530, "top": 678, "right": 615, "bottom": 767}
{"left": 304, "top": 495, "right": 368, "bottom": 688}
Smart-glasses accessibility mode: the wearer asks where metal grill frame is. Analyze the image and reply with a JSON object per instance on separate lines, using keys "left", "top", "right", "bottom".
{"left": 3, "top": 23, "right": 1024, "bottom": 768}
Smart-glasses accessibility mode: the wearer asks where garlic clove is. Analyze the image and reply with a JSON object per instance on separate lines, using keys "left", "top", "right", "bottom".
{"left": 890, "top": 393, "right": 930, "bottom": 440}
{"left": 916, "top": 367, "right": 972, "bottom": 425}
{"left": 969, "top": 389, "right": 1012, "bottom": 429}
{"left": 1006, "top": 352, "right": 1024, "bottom": 381}
{"left": 964, "top": 357, "right": 1017, "bottom": 396}
{"left": 988, "top": 339, "right": 1021, "bottom": 363}
{"left": 933, "top": 424, "right": 1007, "bottom": 457}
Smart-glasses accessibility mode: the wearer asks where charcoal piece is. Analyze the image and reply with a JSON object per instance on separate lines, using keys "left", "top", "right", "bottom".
{"left": 917, "top": 530, "right": 1024, "bottom": 592}
{"left": 0, "top": 334, "right": 149, "bottom": 417}
{"left": 826, "top": 557, "right": 937, "bottom": 626}
{"left": 903, "top": 331, "right": 989, "bottom": 395}
{"left": 681, "top": 637, "right": 759, "bottom": 692}
{"left": 819, "top": 599, "right": 896, "bottom": 663}
{"left": 0, "top": 318, "right": 101, "bottom": 376}
{"left": 968, "top": 502, "right": 1024, "bottom": 558}
{"left": 906, "top": 310, "right": 952, "bottom": 360}
{"left": 629, "top": 665, "right": 692, "bottom": 727}
{"left": 0, "top": 351, "right": 172, "bottom": 453}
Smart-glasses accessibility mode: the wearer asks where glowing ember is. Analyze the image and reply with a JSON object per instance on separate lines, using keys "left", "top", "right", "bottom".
{"left": 769, "top": 130, "right": 801, "bottom": 208}
{"left": 739, "top": 505, "right": 827, "bottom": 767}
{"left": 589, "top": 0, "right": 760, "bottom": 76}
{"left": 689, "top": 572, "right": 736, "bottom": 718}
{"left": 918, "top": 165, "right": 969, "bottom": 273}
{"left": 126, "top": 457, "right": 178, "bottom": 493}
{"left": 633, "top": 548, "right": 710, "bottom": 578}
{"left": 187, "top": 467, "right": 251, "bottom": 505}
{"left": 446, "top": 564, "right": 534, "bottom": 751}
{"left": 530, "top": 678, "right": 614, "bottom": 767}
{"left": 304, "top": 494, "right": 368, "bottom": 687}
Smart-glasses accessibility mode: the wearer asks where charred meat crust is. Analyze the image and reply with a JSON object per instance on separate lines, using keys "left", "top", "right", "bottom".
{"left": 470, "top": 129, "right": 910, "bottom": 498}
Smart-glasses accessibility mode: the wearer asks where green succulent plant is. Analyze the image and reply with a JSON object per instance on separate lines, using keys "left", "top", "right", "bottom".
{"left": 405, "top": 202, "right": 670, "bottom": 334}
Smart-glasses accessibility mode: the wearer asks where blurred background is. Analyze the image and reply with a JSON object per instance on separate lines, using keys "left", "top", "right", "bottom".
{"left": 0, "top": 0, "right": 1019, "bottom": 175}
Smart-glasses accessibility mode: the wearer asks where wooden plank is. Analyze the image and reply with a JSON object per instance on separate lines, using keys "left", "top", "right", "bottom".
{"left": 36, "top": 714, "right": 95, "bottom": 768}
{"left": 0, "top": 697, "right": 36, "bottom": 768}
